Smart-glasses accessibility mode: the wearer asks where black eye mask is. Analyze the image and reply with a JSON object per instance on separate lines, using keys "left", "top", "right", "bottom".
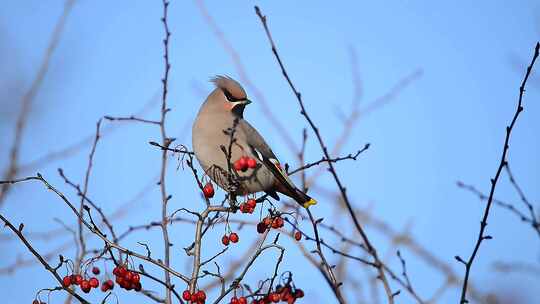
{"left": 222, "top": 88, "right": 243, "bottom": 102}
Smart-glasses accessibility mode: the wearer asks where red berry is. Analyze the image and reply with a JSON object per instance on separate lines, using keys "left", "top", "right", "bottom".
{"left": 272, "top": 217, "right": 284, "bottom": 229}
{"left": 280, "top": 287, "right": 291, "bottom": 301}
{"left": 235, "top": 157, "right": 248, "bottom": 172}
{"left": 229, "top": 232, "right": 239, "bottom": 243}
{"left": 118, "top": 266, "right": 127, "bottom": 277}
{"left": 182, "top": 290, "right": 191, "bottom": 301}
{"left": 294, "top": 289, "right": 304, "bottom": 298}
{"left": 196, "top": 290, "right": 206, "bottom": 301}
{"left": 124, "top": 271, "right": 133, "bottom": 282}
{"left": 238, "top": 297, "right": 247, "bottom": 304}
{"left": 239, "top": 203, "right": 247, "bottom": 213}
{"left": 263, "top": 217, "right": 272, "bottom": 226}
{"left": 74, "top": 274, "right": 83, "bottom": 285}
{"left": 246, "top": 199, "right": 256, "bottom": 209}
{"left": 230, "top": 296, "right": 239, "bottom": 304}
{"left": 247, "top": 206, "right": 255, "bottom": 214}
{"left": 257, "top": 222, "right": 267, "bottom": 234}
{"left": 105, "top": 279, "right": 114, "bottom": 290}
{"left": 100, "top": 284, "right": 109, "bottom": 292}
{"left": 80, "top": 280, "right": 91, "bottom": 293}
{"left": 132, "top": 273, "right": 140, "bottom": 283}
{"left": 134, "top": 281, "right": 142, "bottom": 291}
{"left": 92, "top": 266, "right": 100, "bottom": 275}
{"left": 294, "top": 231, "right": 302, "bottom": 241}
{"left": 116, "top": 276, "right": 124, "bottom": 285}
{"left": 125, "top": 281, "right": 133, "bottom": 290}
{"left": 233, "top": 159, "right": 244, "bottom": 171}
{"left": 62, "top": 275, "right": 71, "bottom": 287}
{"left": 89, "top": 277, "right": 99, "bottom": 288}
{"left": 203, "top": 183, "right": 215, "bottom": 198}
{"left": 270, "top": 293, "right": 280, "bottom": 303}
{"left": 222, "top": 235, "right": 230, "bottom": 246}
{"left": 247, "top": 158, "right": 257, "bottom": 169}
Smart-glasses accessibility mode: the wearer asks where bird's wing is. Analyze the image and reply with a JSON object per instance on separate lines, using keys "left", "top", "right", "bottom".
{"left": 238, "top": 119, "right": 298, "bottom": 192}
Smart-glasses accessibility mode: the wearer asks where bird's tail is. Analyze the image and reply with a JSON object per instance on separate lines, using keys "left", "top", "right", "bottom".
{"left": 292, "top": 188, "right": 317, "bottom": 209}
{"left": 255, "top": 152, "right": 317, "bottom": 208}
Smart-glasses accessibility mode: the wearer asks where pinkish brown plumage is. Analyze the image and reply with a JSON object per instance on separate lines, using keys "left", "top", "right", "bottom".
{"left": 192, "top": 75, "right": 317, "bottom": 208}
{"left": 211, "top": 75, "right": 247, "bottom": 100}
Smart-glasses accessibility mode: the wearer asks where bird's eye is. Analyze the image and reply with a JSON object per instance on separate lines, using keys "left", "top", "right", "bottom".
{"left": 223, "top": 89, "right": 239, "bottom": 102}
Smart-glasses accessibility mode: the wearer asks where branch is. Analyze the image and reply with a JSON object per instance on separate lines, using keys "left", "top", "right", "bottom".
{"left": 149, "top": 141, "right": 194, "bottom": 155}
{"left": 504, "top": 164, "right": 540, "bottom": 237}
{"left": 159, "top": 1, "right": 173, "bottom": 303}
{"left": 288, "top": 144, "right": 370, "bottom": 176}
{"left": 457, "top": 181, "right": 540, "bottom": 238}
{"left": 0, "top": 174, "right": 191, "bottom": 283}
{"left": 211, "top": 244, "right": 285, "bottom": 304}
{"left": 76, "top": 119, "right": 102, "bottom": 266}
{"left": 0, "top": 0, "right": 75, "bottom": 207}
{"left": 18, "top": 92, "right": 160, "bottom": 174}
{"left": 457, "top": 42, "right": 539, "bottom": 304}
{"left": 58, "top": 168, "right": 119, "bottom": 243}
{"left": 104, "top": 115, "right": 160, "bottom": 125}
{"left": 254, "top": 6, "right": 395, "bottom": 303}
{"left": 0, "top": 213, "right": 90, "bottom": 304}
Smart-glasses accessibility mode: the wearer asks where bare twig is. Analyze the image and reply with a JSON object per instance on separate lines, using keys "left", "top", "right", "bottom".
{"left": 504, "top": 164, "right": 540, "bottom": 237}
{"left": 159, "top": 1, "right": 173, "bottom": 303}
{"left": 456, "top": 42, "right": 539, "bottom": 304}
{"left": 255, "top": 6, "right": 395, "bottom": 303}
{"left": 18, "top": 91, "right": 160, "bottom": 174}
{"left": 0, "top": 174, "right": 191, "bottom": 283}
{"left": 457, "top": 181, "right": 540, "bottom": 238}
{"left": 0, "top": 0, "right": 75, "bottom": 207}
{"left": 150, "top": 141, "right": 194, "bottom": 155}
{"left": 104, "top": 115, "right": 160, "bottom": 125}
{"left": 0, "top": 213, "right": 90, "bottom": 303}
{"left": 288, "top": 144, "right": 370, "bottom": 176}
{"left": 211, "top": 244, "right": 285, "bottom": 304}
{"left": 76, "top": 119, "right": 102, "bottom": 265}
{"left": 58, "top": 168, "right": 118, "bottom": 243}
{"left": 492, "top": 261, "right": 540, "bottom": 278}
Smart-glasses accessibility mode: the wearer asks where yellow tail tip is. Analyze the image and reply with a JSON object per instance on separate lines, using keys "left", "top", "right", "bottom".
{"left": 303, "top": 198, "right": 317, "bottom": 208}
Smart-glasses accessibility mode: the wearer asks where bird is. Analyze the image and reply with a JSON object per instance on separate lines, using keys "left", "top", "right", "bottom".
{"left": 192, "top": 75, "right": 317, "bottom": 208}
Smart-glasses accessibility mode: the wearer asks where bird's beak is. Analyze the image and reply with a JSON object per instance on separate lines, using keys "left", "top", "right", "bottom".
{"left": 243, "top": 99, "right": 252, "bottom": 105}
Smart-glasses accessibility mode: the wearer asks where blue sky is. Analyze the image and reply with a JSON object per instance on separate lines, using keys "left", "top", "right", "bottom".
{"left": 0, "top": 1, "right": 539, "bottom": 303}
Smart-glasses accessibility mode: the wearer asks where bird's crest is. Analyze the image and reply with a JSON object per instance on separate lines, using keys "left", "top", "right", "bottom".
{"left": 211, "top": 75, "right": 247, "bottom": 101}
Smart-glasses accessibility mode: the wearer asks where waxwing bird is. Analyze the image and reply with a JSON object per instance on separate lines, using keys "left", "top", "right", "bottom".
{"left": 192, "top": 75, "right": 317, "bottom": 208}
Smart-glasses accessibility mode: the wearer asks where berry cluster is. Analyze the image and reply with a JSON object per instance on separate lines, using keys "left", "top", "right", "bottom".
{"left": 257, "top": 215, "right": 284, "bottom": 234}
{"left": 203, "top": 182, "right": 215, "bottom": 198}
{"left": 252, "top": 285, "right": 304, "bottom": 304}
{"left": 222, "top": 232, "right": 239, "bottom": 246}
{"left": 239, "top": 198, "right": 257, "bottom": 214}
{"left": 229, "top": 296, "right": 248, "bottom": 304}
{"left": 112, "top": 265, "right": 142, "bottom": 292}
{"left": 233, "top": 156, "right": 257, "bottom": 172}
{"left": 182, "top": 289, "right": 207, "bottom": 303}
{"left": 62, "top": 273, "right": 101, "bottom": 294}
